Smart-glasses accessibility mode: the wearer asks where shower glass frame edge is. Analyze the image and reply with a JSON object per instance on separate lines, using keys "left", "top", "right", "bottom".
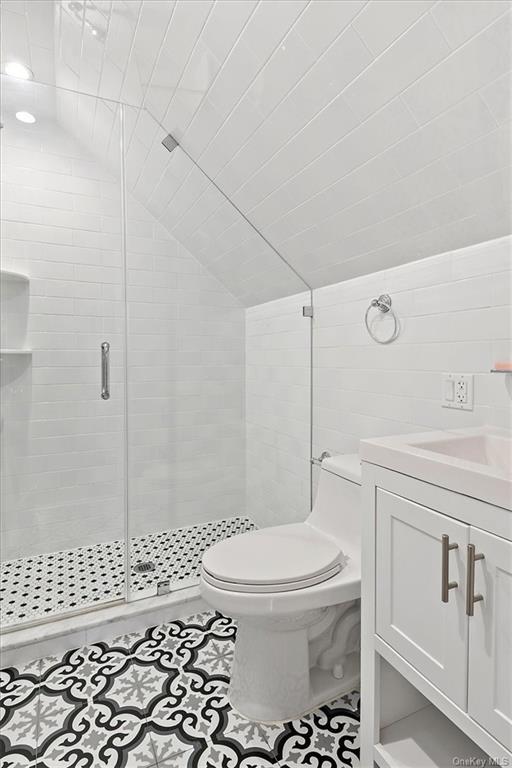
{"left": 120, "top": 101, "right": 130, "bottom": 608}
{"left": 309, "top": 286, "right": 314, "bottom": 513}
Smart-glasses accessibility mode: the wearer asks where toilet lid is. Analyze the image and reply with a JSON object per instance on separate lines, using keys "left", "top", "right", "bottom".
{"left": 202, "top": 523, "right": 343, "bottom": 589}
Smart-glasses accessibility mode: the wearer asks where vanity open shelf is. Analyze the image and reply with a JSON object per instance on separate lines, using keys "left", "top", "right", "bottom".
{"left": 375, "top": 704, "right": 487, "bottom": 768}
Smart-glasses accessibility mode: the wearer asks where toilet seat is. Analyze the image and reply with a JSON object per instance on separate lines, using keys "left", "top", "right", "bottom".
{"left": 201, "top": 523, "right": 346, "bottom": 594}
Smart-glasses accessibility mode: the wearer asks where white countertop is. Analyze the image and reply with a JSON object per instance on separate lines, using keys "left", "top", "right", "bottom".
{"left": 360, "top": 426, "right": 512, "bottom": 511}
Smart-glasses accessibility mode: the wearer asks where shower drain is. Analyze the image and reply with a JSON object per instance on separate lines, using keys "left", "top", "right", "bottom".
{"left": 133, "top": 561, "right": 156, "bottom": 574}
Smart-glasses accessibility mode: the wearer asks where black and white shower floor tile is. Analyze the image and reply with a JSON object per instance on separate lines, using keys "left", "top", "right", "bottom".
{"left": 0, "top": 611, "right": 360, "bottom": 768}
{"left": 0, "top": 517, "right": 256, "bottom": 627}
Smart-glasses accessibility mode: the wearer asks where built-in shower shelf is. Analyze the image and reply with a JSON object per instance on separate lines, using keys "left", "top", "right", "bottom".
{"left": 1, "top": 271, "right": 30, "bottom": 353}
{"left": 1, "top": 269, "right": 29, "bottom": 284}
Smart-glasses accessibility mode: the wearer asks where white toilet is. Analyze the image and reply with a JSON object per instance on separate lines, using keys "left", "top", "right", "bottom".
{"left": 200, "top": 453, "right": 362, "bottom": 723}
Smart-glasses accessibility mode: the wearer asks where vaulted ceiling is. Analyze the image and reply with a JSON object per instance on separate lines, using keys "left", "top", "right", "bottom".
{"left": 1, "top": 0, "right": 511, "bottom": 305}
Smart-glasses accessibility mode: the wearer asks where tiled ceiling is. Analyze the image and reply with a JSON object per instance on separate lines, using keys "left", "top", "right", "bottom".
{"left": 1, "top": 0, "right": 511, "bottom": 305}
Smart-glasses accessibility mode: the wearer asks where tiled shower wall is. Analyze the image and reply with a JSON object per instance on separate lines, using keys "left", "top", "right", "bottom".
{"left": 1, "top": 117, "right": 126, "bottom": 561}
{"left": 0, "top": 117, "right": 245, "bottom": 561}
{"left": 246, "top": 235, "right": 511, "bottom": 527}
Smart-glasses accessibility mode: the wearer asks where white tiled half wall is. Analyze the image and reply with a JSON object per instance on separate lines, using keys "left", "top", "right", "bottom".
{"left": 0, "top": 109, "right": 245, "bottom": 561}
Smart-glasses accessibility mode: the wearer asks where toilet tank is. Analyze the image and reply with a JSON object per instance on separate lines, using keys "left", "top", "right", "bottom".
{"left": 307, "top": 453, "right": 361, "bottom": 552}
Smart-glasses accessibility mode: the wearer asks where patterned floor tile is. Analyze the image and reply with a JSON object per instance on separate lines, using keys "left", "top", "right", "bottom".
{"left": 178, "top": 737, "right": 281, "bottom": 768}
{"left": 40, "top": 643, "right": 132, "bottom": 705}
{"left": 175, "top": 614, "right": 236, "bottom": 680}
{"left": 0, "top": 663, "right": 40, "bottom": 715}
{"left": 157, "top": 746, "right": 195, "bottom": 767}
{"left": 147, "top": 733, "right": 194, "bottom": 767}
{"left": 223, "top": 709, "right": 284, "bottom": 752}
{"left": 34, "top": 645, "right": 164, "bottom": 767}
{"left": 148, "top": 669, "right": 230, "bottom": 744}
{"left": 269, "top": 692, "right": 360, "bottom": 768}
{"left": 0, "top": 695, "right": 39, "bottom": 766}
{"left": 0, "top": 663, "right": 40, "bottom": 767}
{"left": 35, "top": 699, "right": 157, "bottom": 768}
{"left": 1, "top": 611, "right": 359, "bottom": 768}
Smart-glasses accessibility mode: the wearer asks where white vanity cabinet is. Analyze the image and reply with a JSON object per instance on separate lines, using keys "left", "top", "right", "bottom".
{"left": 375, "top": 489, "right": 469, "bottom": 709}
{"left": 360, "top": 453, "right": 512, "bottom": 768}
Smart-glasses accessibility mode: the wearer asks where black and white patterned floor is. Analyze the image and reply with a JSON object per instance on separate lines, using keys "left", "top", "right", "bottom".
{"left": 0, "top": 518, "right": 256, "bottom": 628}
{"left": 0, "top": 610, "right": 360, "bottom": 767}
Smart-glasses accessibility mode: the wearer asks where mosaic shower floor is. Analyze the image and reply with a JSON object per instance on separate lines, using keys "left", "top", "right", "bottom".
{"left": 0, "top": 518, "right": 256, "bottom": 628}
{"left": 0, "top": 610, "right": 360, "bottom": 767}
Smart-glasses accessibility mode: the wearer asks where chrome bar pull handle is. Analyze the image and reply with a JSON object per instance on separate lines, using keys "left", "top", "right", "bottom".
{"left": 101, "top": 341, "right": 110, "bottom": 400}
{"left": 441, "top": 534, "right": 458, "bottom": 602}
{"left": 466, "top": 544, "right": 484, "bottom": 616}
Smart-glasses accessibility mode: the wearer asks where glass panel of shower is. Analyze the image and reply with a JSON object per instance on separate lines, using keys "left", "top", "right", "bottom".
{"left": 0, "top": 79, "right": 313, "bottom": 628}
{"left": 0, "top": 77, "right": 127, "bottom": 629}
{"left": 123, "top": 107, "right": 312, "bottom": 600}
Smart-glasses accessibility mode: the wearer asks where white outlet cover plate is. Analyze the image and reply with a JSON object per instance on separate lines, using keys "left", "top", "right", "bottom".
{"left": 442, "top": 373, "right": 474, "bottom": 411}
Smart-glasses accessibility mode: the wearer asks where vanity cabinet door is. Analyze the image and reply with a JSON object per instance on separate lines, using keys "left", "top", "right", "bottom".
{"left": 376, "top": 489, "right": 469, "bottom": 708}
{"left": 468, "top": 527, "right": 512, "bottom": 751}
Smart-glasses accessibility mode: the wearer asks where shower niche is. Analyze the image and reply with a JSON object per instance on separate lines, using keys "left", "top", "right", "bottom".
{"left": 0, "top": 269, "right": 31, "bottom": 356}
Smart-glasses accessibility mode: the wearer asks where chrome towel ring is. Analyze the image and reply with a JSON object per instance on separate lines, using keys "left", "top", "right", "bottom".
{"left": 364, "top": 294, "right": 399, "bottom": 344}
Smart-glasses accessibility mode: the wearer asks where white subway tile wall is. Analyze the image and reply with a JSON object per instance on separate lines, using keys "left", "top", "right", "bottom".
{"left": 245, "top": 237, "right": 511, "bottom": 526}
{"left": 246, "top": 292, "right": 311, "bottom": 528}
{"left": 312, "top": 236, "right": 512, "bottom": 460}
{"left": 0, "top": 108, "right": 246, "bottom": 560}
{"left": 0, "top": 112, "right": 126, "bottom": 561}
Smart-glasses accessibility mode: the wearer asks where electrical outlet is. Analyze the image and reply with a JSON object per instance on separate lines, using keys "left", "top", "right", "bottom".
{"left": 442, "top": 373, "right": 473, "bottom": 411}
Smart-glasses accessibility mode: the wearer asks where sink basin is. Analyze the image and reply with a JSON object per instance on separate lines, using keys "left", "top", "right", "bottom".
{"left": 360, "top": 427, "right": 512, "bottom": 511}
{"left": 410, "top": 433, "right": 512, "bottom": 475}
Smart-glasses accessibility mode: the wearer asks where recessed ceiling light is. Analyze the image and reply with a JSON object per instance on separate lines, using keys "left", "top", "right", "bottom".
{"left": 4, "top": 61, "right": 33, "bottom": 80}
{"left": 15, "top": 111, "right": 36, "bottom": 124}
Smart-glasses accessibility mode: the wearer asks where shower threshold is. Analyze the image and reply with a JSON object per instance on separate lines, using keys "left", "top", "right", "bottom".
{"left": 0, "top": 583, "right": 207, "bottom": 669}
{"left": 1, "top": 516, "right": 255, "bottom": 631}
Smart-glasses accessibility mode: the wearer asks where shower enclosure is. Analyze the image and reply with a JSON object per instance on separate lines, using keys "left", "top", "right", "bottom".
{"left": 0, "top": 77, "right": 312, "bottom": 631}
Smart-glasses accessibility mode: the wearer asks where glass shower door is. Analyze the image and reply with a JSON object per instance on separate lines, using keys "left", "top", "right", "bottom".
{"left": 0, "top": 78, "right": 128, "bottom": 628}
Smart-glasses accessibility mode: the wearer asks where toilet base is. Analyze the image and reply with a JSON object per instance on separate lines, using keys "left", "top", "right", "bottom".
{"left": 229, "top": 601, "right": 360, "bottom": 723}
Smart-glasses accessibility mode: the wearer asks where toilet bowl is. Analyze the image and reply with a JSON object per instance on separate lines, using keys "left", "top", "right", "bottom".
{"left": 200, "top": 453, "right": 362, "bottom": 723}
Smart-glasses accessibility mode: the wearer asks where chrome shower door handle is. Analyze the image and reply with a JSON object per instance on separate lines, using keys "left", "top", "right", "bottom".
{"left": 441, "top": 534, "right": 458, "bottom": 602}
{"left": 101, "top": 341, "right": 110, "bottom": 400}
